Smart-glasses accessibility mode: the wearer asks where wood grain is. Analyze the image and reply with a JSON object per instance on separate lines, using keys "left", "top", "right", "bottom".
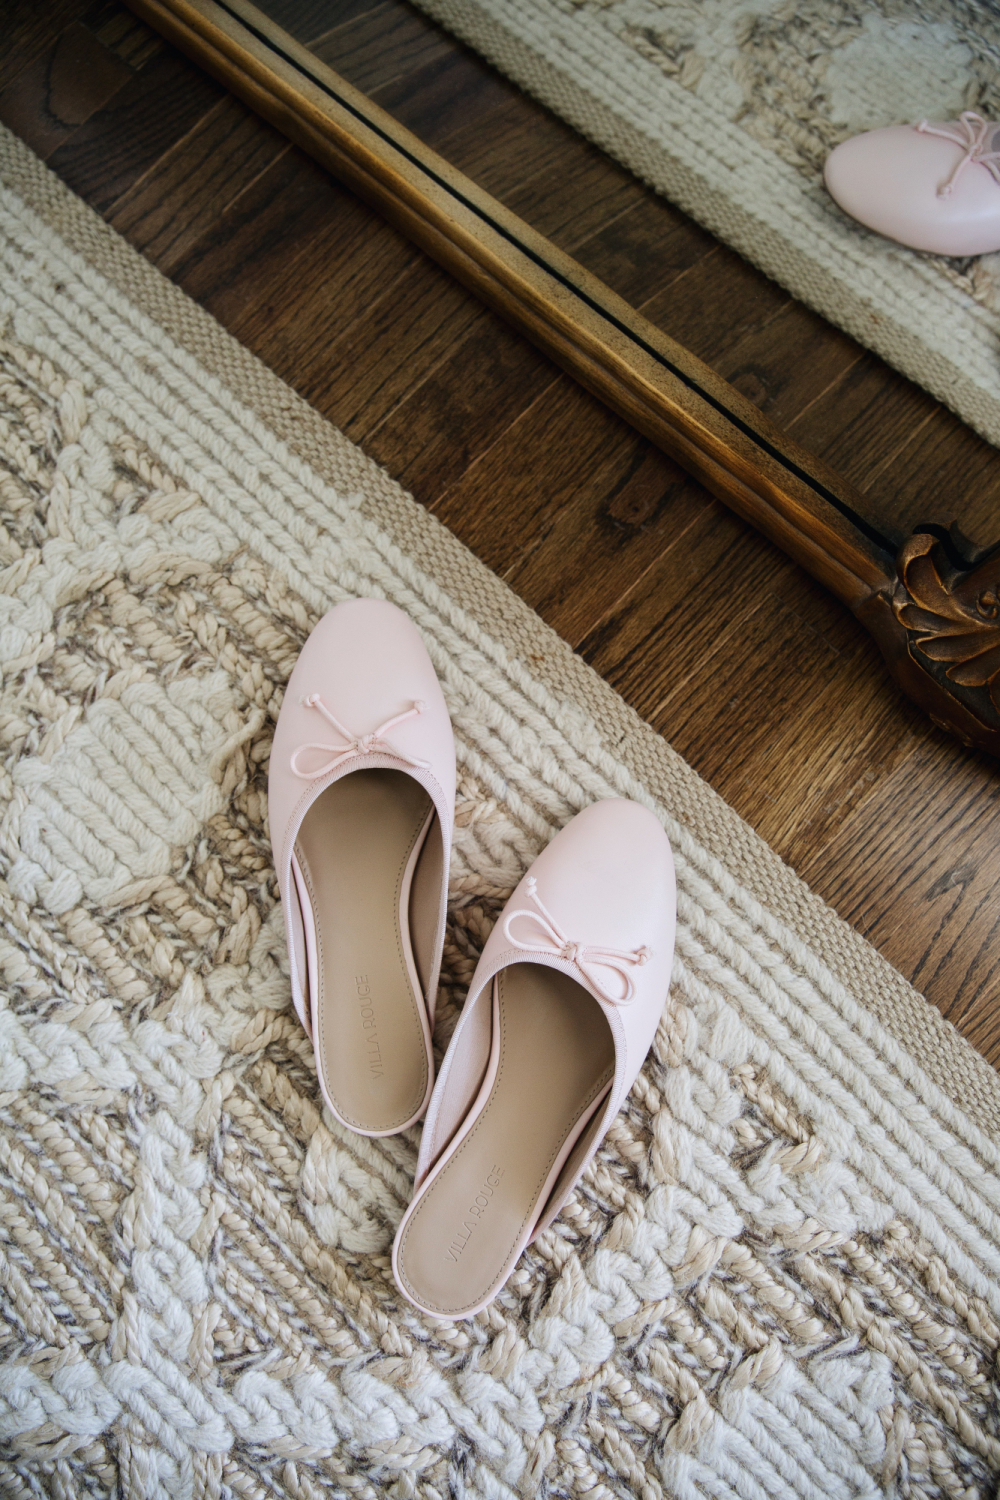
{"left": 0, "top": 21, "right": 133, "bottom": 159}
{"left": 119, "top": 0, "right": 899, "bottom": 620}
{"left": 49, "top": 45, "right": 224, "bottom": 210}
{"left": 4, "top": 0, "right": 999, "bottom": 1064}
{"left": 310, "top": 2, "right": 453, "bottom": 98}
{"left": 0, "top": 0, "right": 93, "bottom": 93}
{"left": 108, "top": 95, "right": 288, "bottom": 272}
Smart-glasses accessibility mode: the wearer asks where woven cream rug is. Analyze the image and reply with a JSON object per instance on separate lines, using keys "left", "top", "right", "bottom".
{"left": 1, "top": 123, "right": 1000, "bottom": 1500}
{"left": 411, "top": 0, "right": 1000, "bottom": 451}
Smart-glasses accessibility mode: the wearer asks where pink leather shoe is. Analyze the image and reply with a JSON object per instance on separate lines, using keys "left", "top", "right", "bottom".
{"left": 824, "top": 112, "right": 1000, "bottom": 256}
{"left": 392, "top": 799, "right": 675, "bottom": 1318}
{"left": 268, "top": 599, "right": 455, "bottom": 1136}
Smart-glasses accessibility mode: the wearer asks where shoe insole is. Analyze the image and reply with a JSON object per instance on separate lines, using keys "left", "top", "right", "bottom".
{"left": 293, "top": 769, "right": 433, "bottom": 1133}
{"left": 395, "top": 963, "right": 614, "bottom": 1316}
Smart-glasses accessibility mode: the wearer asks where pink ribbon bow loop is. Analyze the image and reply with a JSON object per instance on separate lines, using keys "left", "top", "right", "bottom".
{"left": 290, "top": 694, "right": 430, "bottom": 780}
{"left": 916, "top": 111, "right": 1000, "bottom": 198}
{"left": 502, "top": 875, "right": 651, "bottom": 1006}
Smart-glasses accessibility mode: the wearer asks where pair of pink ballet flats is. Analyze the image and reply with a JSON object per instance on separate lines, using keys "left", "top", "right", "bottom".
{"left": 825, "top": 112, "right": 1000, "bottom": 256}
{"left": 269, "top": 599, "right": 676, "bottom": 1318}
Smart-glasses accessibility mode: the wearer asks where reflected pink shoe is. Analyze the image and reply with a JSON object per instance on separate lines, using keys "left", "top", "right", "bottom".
{"left": 824, "top": 112, "right": 1000, "bottom": 256}
{"left": 392, "top": 798, "right": 676, "bottom": 1318}
{"left": 268, "top": 599, "right": 455, "bottom": 1136}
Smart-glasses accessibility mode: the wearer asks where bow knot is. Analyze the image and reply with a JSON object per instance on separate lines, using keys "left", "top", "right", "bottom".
{"left": 502, "top": 875, "right": 651, "bottom": 1006}
{"left": 290, "top": 695, "right": 429, "bottom": 779}
{"left": 916, "top": 111, "right": 1000, "bottom": 198}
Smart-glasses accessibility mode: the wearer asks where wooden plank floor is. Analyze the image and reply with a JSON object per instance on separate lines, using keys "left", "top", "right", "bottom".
{"left": 4, "top": 0, "right": 1000, "bottom": 1067}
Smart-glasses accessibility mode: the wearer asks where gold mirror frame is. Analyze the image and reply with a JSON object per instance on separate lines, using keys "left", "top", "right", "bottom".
{"left": 127, "top": 0, "right": 1000, "bottom": 756}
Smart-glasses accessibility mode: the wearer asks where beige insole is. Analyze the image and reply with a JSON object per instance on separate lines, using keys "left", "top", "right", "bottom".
{"left": 395, "top": 964, "right": 614, "bottom": 1316}
{"left": 293, "top": 769, "right": 433, "bottom": 1133}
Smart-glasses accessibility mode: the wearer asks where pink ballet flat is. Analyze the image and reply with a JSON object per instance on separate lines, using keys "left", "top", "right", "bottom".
{"left": 824, "top": 112, "right": 1000, "bottom": 256}
{"left": 392, "top": 798, "right": 676, "bottom": 1318}
{"left": 268, "top": 598, "right": 455, "bottom": 1136}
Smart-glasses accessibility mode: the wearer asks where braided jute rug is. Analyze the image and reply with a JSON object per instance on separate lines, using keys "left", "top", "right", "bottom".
{"left": 1, "top": 124, "right": 999, "bottom": 1500}
{"left": 410, "top": 0, "right": 1000, "bottom": 452}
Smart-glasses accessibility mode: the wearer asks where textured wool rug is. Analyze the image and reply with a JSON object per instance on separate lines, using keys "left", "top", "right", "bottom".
{"left": 410, "top": 0, "right": 1000, "bottom": 451}
{"left": 1, "top": 122, "right": 1000, "bottom": 1500}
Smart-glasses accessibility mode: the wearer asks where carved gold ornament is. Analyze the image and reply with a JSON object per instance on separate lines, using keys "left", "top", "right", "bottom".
{"left": 893, "top": 532, "right": 1000, "bottom": 710}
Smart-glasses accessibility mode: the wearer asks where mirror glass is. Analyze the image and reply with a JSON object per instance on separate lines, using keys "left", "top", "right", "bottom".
{"left": 258, "top": 0, "right": 1000, "bottom": 550}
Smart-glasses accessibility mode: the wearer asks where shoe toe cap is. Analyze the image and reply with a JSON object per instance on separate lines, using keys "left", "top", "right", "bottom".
{"left": 268, "top": 598, "right": 455, "bottom": 857}
{"left": 527, "top": 797, "right": 676, "bottom": 996}
{"left": 825, "top": 125, "right": 1000, "bottom": 256}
